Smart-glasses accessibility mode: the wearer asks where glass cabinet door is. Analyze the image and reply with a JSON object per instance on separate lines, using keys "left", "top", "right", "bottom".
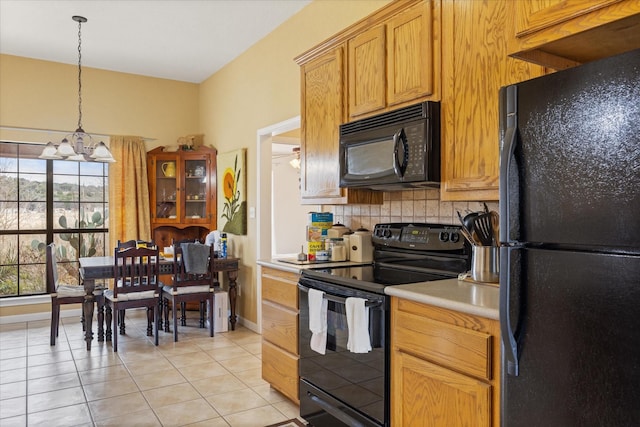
{"left": 184, "top": 159, "right": 208, "bottom": 221}
{"left": 155, "top": 159, "right": 178, "bottom": 221}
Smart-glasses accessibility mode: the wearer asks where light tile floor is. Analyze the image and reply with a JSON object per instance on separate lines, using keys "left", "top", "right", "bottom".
{"left": 0, "top": 309, "right": 304, "bottom": 427}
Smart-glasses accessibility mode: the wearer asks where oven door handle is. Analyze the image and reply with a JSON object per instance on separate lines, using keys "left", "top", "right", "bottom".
{"left": 307, "top": 391, "right": 367, "bottom": 427}
{"left": 298, "top": 283, "right": 382, "bottom": 308}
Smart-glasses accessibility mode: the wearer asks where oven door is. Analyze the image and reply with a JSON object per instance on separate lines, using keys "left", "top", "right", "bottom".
{"left": 298, "top": 276, "right": 389, "bottom": 427}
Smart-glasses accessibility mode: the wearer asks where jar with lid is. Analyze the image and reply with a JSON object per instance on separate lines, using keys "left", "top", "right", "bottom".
{"left": 329, "top": 238, "right": 346, "bottom": 262}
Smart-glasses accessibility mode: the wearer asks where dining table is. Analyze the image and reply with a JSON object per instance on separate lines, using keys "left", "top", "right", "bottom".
{"left": 78, "top": 255, "right": 240, "bottom": 349}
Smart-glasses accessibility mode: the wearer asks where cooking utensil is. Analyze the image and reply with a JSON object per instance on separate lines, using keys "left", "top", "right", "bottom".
{"left": 457, "top": 211, "right": 477, "bottom": 245}
{"left": 490, "top": 211, "right": 500, "bottom": 245}
{"left": 472, "top": 212, "right": 494, "bottom": 246}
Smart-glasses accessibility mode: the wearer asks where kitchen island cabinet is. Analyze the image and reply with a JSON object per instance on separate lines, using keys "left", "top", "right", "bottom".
{"left": 440, "top": 0, "right": 546, "bottom": 201}
{"left": 390, "top": 293, "right": 500, "bottom": 426}
{"left": 509, "top": 0, "right": 640, "bottom": 70}
{"left": 260, "top": 266, "right": 300, "bottom": 403}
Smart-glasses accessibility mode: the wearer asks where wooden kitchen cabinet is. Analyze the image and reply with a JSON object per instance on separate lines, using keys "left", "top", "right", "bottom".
{"left": 261, "top": 267, "right": 300, "bottom": 403}
{"left": 295, "top": 0, "right": 437, "bottom": 205}
{"left": 509, "top": 0, "right": 640, "bottom": 70}
{"left": 390, "top": 297, "right": 500, "bottom": 426}
{"left": 347, "top": 0, "right": 436, "bottom": 118}
{"left": 298, "top": 46, "right": 383, "bottom": 205}
{"left": 440, "top": 0, "right": 546, "bottom": 201}
{"left": 147, "top": 146, "right": 217, "bottom": 246}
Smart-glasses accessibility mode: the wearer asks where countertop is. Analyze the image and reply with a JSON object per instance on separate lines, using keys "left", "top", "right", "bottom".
{"left": 258, "top": 259, "right": 499, "bottom": 320}
{"left": 384, "top": 278, "right": 499, "bottom": 320}
{"left": 257, "top": 258, "right": 368, "bottom": 274}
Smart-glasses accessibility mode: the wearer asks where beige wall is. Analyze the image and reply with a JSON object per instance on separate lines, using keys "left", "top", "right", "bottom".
{"left": 0, "top": 54, "right": 198, "bottom": 146}
{"left": 199, "top": 0, "right": 390, "bottom": 325}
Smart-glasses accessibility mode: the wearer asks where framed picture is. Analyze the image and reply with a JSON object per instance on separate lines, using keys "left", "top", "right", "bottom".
{"left": 217, "top": 148, "right": 247, "bottom": 235}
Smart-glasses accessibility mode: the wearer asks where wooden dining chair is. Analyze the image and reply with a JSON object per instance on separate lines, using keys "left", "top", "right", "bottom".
{"left": 46, "top": 242, "right": 88, "bottom": 346}
{"left": 162, "top": 241, "right": 216, "bottom": 341}
{"left": 104, "top": 244, "right": 161, "bottom": 351}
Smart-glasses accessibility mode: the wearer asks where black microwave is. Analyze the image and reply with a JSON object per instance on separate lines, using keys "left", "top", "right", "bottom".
{"left": 339, "top": 101, "right": 440, "bottom": 190}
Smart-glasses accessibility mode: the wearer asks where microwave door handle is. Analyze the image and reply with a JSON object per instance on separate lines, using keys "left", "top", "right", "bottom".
{"left": 393, "top": 129, "right": 407, "bottom": 177}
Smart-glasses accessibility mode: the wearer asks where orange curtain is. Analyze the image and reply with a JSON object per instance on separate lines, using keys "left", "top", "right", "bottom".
{"left": 108, "top": 136, "right": 151, "bottom": 251}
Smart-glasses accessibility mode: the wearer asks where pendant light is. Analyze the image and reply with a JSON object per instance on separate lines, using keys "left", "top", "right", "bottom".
{"left": 39, "top": 16, "right": 115, "bottom": 163}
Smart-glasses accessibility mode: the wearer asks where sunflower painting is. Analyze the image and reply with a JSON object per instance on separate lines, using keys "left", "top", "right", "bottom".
{"left": 217, "top": 148, "right": 247, "bottom": 235}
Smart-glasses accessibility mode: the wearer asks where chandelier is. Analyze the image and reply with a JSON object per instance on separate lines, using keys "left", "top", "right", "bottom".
{"left": 39, "top": 16, "right": 115, "bottom": 163}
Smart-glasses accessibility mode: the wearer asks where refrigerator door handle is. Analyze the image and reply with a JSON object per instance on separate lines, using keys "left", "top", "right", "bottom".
{"left": 500, "top": 246, "right": 520, "bottom": 376}
{"left": 499, "top": 85, "right": 518, "bottom": 244}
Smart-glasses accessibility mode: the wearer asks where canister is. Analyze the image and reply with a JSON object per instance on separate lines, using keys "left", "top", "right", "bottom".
{"left": 330, "top": 238, "right": 347, "bottom": 261}
{"left": 350, "top": 228, "right": 373, "bottom": 263}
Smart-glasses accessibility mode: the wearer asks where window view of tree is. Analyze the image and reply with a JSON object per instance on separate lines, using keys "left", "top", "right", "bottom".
{"left": 0, "top": 142, "right": 109, "bottom": 298}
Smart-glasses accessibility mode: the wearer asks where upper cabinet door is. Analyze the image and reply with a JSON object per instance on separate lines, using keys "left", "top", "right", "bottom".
{"left": 346, "top": 0, "right": 436, "bottom": 120}
{"left": 440, "top": 0, "right": 545, "bottom": 202}
{"left": 300, "top": 47, "right": 346, "bottom": 202}
{"left": 509, "top": 0, "right": 640, "bottom": 69}
{"left": 348, "top": 26, "right": 386, "bottom": 117}
{"left": 386, "top": 1, "right": 434, "bottom": 107}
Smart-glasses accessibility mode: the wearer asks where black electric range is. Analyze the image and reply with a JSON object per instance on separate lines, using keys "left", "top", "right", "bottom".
{"left": 298, "top": 223, "right": 470, "bottom": 427}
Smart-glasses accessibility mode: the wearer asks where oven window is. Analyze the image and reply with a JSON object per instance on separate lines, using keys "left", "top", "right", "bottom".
{"left": 299, "top": 288, "right": 387, "bottom": 425}
{"left": 346, "top": 139, "right": 394, "bottom": 176}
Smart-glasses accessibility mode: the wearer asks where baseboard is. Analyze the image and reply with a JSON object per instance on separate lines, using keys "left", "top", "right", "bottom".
{"left": 0, "top": 308, "right": 82, "bottom": 325}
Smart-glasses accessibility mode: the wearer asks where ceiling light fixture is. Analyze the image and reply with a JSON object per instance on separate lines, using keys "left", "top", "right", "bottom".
{"left": 39, "top": 16, "right": 115, "bottom": 163}
{"left": 289, "top": 146, "right": 301, "bottom": 169}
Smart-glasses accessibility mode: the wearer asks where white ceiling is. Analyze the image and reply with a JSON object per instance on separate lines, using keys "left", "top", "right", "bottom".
{"left": 0, "top": 0, "right": 311, "bottom": 83}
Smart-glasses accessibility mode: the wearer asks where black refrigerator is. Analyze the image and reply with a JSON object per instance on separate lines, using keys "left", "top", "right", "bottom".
{"left": 499, "top": 48, "right": 640, "bottom": 426}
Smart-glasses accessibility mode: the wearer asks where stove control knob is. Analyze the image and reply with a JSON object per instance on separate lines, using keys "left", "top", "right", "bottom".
{"left": 439, "top": 231, "right": 449, "bottom": 242}
{"left": 450, "top": 232, "right": 460, "bottom": 243}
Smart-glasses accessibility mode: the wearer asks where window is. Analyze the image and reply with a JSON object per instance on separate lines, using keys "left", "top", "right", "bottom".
{"left": 0, "top": 142, "right": 109, "bottom": 297}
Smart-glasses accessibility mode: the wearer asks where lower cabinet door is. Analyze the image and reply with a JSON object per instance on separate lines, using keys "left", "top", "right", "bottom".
{"left": 392, "top": 350, "right": 491, "bottom": 426}
{"left": 262, "top": 340, "right": 299, "bottom": 403}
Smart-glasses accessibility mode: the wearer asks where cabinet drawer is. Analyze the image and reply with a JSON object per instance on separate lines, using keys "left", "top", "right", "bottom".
{"left": 393, "top": 307, "right": 492, "bottom": 381}
{"left": 262, "top": 300, "right": 299, "bottom": 355}
{"left": 262, "top": 340, "right": 299, "bottom": 403}
{"left": 262, "top": 268, "right": 299, "bottom": 310}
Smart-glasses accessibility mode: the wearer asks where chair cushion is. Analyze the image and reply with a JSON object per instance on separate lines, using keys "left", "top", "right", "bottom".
{"left": 55, "top": 285, "right": 86, "bottom": 298}
{"left": 104, "top": 289, "right": 157, "bottom": 302}
{"left": 162, "top": 285, "right": 211, "bottom": 295}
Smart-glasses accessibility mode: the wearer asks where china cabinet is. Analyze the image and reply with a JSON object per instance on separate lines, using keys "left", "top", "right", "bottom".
{"left": 147, "top": 146, "right": 217, "bottom": 246}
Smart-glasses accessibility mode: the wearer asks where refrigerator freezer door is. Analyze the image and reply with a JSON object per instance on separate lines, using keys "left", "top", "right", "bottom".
{"left": 503, "top": 48, "right": 640, "bottom": 251}
{"left": 501, "top": 248, "right": 640, "bottom": 426}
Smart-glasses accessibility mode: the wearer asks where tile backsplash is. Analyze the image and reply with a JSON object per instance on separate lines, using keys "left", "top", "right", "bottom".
{"left": 329, "top": 189, "right": 498, "bottom": 231}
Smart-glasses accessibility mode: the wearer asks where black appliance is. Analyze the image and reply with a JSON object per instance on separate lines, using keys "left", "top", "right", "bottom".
{"left": 339, "top": 101, "right": 440, "bottom": 190}
{"left": 298, "top": 222, "right": 470, "bottom": 427}
{"left": 499, "top": 48, "right": 640, "bottom": 426}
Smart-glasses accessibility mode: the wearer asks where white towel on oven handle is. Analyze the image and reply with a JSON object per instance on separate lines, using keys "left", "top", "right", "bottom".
{"left": 308, "top": 288, "right": 328, "bottom": 354}
{"left": 346, "top": 297, "right": 372, "bottom": 353}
